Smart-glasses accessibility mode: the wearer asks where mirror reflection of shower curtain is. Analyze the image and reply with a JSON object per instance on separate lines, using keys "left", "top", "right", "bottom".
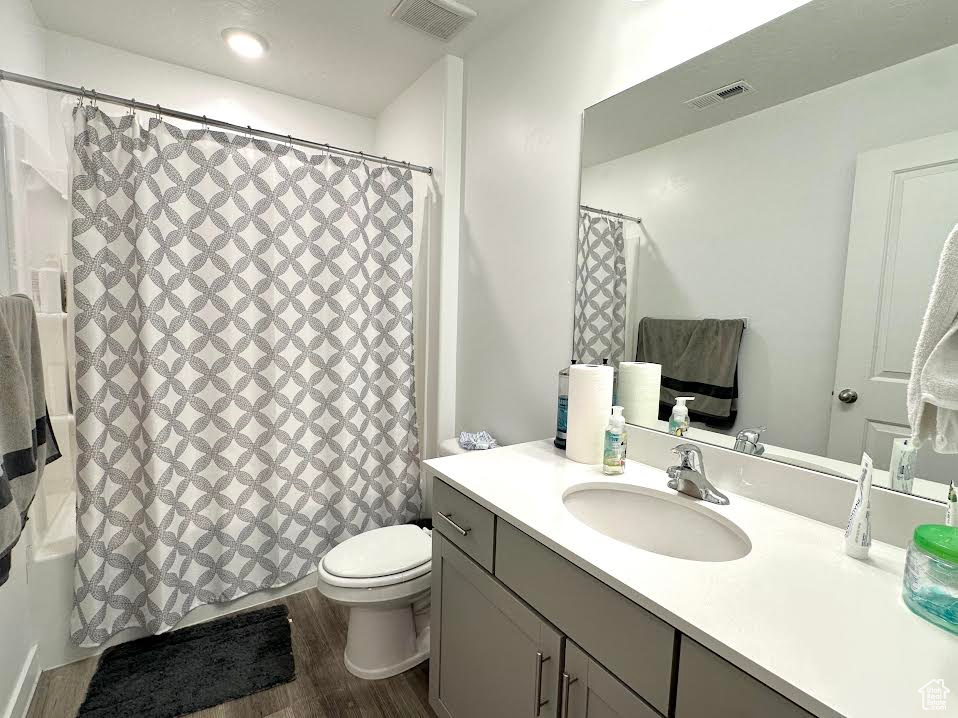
{"left": 69, "top": 106, "right": 421, "bottom": 646}
{"left": 573, "top": 210, "right": 627, "bottom": 366}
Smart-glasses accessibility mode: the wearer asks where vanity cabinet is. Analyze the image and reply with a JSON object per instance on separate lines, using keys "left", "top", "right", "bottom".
{"left": 430, "top": 478, "right": 819, "bottom": 718}
{"left": 430, "top": 532, "right": 562, "bottom": 718}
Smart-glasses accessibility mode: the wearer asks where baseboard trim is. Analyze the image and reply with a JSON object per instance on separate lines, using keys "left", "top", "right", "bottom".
{"left": 3, "top": 644, "right": 40, "bottom": 718}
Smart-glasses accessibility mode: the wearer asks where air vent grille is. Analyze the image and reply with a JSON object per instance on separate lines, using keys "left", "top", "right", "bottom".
{"left": 685, "top": 81, "right": 756, "bottom": 110}
{"left": 392, "top": 0, "right": 477, "bottom": 41}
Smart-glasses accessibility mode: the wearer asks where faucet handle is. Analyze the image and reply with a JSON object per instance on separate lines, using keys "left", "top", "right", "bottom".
{"left": 735, "top": 426, "right": 767, "bottom": 456}
{"left": 671, "top": 443, "right": 703, "bottom": 470}
{"left": 737, "top": 426, "right": 766, "bottom": 441}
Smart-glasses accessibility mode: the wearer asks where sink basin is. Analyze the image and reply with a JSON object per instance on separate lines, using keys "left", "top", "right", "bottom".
{"left": 563, "top": 482, "right": 751, "bottom": 562}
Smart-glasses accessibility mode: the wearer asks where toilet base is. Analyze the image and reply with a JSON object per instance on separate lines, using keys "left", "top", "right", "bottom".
{"left": 343, "top": 604, "right": 430, "bottom": 680}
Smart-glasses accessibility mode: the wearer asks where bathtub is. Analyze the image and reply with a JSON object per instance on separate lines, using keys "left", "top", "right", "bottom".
{"left": 28, "top": 415, "right": 98, "bottom": 669}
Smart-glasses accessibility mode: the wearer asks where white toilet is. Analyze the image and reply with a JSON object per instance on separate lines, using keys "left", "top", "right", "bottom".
{"left": 317, "top": 524, "right": 432, "bottom": 680}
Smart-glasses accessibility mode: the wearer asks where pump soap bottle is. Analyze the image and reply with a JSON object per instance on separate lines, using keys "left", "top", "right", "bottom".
{"left": 668, "top": 397, "right": 694, "bottom": 437}
{"left": 603, "top": 406, "right": 627, "bottom": 475}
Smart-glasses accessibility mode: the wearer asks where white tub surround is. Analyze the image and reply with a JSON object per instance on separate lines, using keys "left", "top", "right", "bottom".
{"left": 425, "top": 441, "right": 958, "bottom": 718}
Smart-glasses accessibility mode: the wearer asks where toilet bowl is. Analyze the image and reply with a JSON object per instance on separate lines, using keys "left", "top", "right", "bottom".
{"left": 317, "top": 524, "right": 432, "bottom": 680}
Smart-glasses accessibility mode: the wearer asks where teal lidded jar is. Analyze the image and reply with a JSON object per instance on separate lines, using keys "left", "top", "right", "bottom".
{"left": 902, "top": 524, "right": 958, "bottom": 634}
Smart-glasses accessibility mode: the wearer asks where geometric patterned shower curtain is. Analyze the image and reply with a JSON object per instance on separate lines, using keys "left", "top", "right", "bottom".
{"left": 69, "top": 106, "right": 420, "bottom": 646}
{"left": 573, "top": 210, "right": 627, "bottom": 366}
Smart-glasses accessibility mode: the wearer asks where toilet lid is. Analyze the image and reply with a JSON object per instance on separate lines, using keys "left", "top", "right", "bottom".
{"left": 322, "top": 525, "right": 431, "bottom": 580}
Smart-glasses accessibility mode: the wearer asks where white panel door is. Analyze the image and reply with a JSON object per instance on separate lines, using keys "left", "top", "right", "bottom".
{"left": 827, "top": 131, "right": 958, "bottom": 484}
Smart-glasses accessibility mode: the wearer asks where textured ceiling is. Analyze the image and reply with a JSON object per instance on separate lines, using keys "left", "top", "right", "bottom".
{"left": 32, "top": 0, "right": 533, "bottom": 117}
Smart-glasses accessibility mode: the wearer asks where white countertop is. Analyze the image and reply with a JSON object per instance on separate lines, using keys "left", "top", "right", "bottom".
{"left": 425, "top": 440, "right": 958, "bottom": 718}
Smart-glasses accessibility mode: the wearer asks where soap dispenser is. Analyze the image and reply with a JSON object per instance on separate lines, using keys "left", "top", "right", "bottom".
{"left": 603, "top": 406, "right": 627, "bottom": 475}
{"left": 668, "top": 397, "right": 694, "bottom": 437}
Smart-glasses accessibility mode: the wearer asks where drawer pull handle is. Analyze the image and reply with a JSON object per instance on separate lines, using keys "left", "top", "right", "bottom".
{"left": 437, "top": 511, "right": 471, "bottom": 537}
{"left": 560, "top": 672, "right": 579, "bottom": 718}
{"left": 534, "top": 651, "right": 551, "bottom": 716}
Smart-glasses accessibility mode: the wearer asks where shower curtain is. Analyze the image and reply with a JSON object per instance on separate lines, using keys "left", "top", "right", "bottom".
{"left": 69, "top": 107, "right": 420, "bottom": 646}
{"left": 573, "top": 210, "right": 627, "bottom": 366}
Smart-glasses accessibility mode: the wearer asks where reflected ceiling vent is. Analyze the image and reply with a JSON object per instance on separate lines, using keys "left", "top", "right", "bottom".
{"left": 392, "top": 0, "right": 478, "bottom": 41}
{"left": 685, "top": 81, "right": 757, "bottom": 110}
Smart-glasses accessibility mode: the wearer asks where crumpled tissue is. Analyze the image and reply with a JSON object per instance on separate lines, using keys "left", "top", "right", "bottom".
{"left": 458, "top": 431, "right": 499, "bottom": 451}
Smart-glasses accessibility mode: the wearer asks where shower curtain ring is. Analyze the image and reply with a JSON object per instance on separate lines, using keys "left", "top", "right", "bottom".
{"left": 129, "top": 98, "right": 136, "bottom": 117}
{"left": 155, "top": 104, "right": 161, "bottom": 121}
{"left": 91, "top": 90, "right": 98, "bottom": 108}
{"left": 202, "top": 115, "right": 208, "bottom": 131}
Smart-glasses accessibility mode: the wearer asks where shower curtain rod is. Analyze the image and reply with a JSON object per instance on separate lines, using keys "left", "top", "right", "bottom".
{"left": 579, "top": 204, "right": 642, "bottom": 224}
{"left": 0, "top": 69, "right": 433, "bottom": 175}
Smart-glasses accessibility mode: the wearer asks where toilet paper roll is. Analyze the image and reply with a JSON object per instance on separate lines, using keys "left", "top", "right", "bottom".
{"left": 618, "top": 362, "right": 662, "bottom": 428}
{"left": 566, "top": 364, "right": 614, "bottom": 464}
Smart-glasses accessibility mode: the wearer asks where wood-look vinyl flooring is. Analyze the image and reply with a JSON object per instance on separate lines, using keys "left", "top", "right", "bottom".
{"left": 26, "top": 589, "right": 437, "bottom": 718}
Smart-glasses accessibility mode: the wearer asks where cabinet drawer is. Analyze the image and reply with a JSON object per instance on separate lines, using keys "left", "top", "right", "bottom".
{"left": 433, "top": 479, "right": 495, "bottom": 572}
{"left": 675, "top": 637, "right": 814, "bottom": 718}
{"left": 495, "top": 521, "right": 675, "bottom": 715}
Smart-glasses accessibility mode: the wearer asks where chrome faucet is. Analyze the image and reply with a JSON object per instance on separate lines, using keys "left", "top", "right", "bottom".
{"left": 733, "top": 426, "right": 766, "bottom": 456}
{"left": 666, "top": 444, "right": 729, "bottom": 505}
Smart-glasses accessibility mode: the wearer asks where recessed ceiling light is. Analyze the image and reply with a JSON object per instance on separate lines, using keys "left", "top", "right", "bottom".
{"left": 222, "top": 28, "right": 268, "bottom": 60}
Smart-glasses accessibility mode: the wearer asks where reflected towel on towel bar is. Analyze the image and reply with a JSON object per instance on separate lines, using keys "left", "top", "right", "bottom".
{"left": 635, "top": 318, "right": 746, "bottom": 429}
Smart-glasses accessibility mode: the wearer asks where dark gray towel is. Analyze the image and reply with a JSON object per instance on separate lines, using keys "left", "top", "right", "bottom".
{"left": 635, "top": 318, "right": 746, "bottom": 429}
{"left": 0, "top": 295, "right": 60, "bottom": 586}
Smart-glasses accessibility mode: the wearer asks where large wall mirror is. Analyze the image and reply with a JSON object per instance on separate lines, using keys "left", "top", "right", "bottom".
{"left": 576, "top": 0, "right": 958, "bottom": 503}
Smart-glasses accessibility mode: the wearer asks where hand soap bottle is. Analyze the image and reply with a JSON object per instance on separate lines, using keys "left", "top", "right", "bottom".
{"left": 668, "top": 397, "right": 694, "bottom": 437}
{"left": 603, "top": 406, "right": 627, "bottom": 475}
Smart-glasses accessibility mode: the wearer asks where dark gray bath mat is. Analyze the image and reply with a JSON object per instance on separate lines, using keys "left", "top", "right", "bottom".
{"left": 77, "top": 604, "right": 295, "bottom": 718}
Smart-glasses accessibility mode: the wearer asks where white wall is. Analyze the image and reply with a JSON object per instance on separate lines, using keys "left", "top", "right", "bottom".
{"left": 457, "top": 0, "right": 811, "bottom": 445}
{"left": 42, "top": 30, "right": 376, "bottom": 168}
{"left": 0, "top": 0, "right": 48, "bottom": 147}
{"left": 375, "top": 55, "right": 464, "bottom": 472}
{"left": 581, "top": 42, "right": 958, "bottom": 456}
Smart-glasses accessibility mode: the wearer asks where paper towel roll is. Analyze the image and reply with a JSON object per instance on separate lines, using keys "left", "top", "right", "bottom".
{"left": 618, "top": 362, "right": 662, "bottom": 428}
{"left": 566, "top": 364, "right": 614, "bottom": 464}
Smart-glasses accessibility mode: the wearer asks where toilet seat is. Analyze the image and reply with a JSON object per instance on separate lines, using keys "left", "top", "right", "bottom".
{"left": 320, "top": 524, "right": 432, "bottom": 589}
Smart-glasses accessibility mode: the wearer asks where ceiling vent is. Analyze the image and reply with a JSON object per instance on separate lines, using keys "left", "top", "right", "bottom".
{"left": 392, "top": 0, "right": 478, "bottom": 41}
{"left": 685, "top": 81, "right": 757, "bottom": 110}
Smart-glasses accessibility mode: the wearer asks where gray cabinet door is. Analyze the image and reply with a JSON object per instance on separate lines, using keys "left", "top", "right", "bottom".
{"left": 430, "top": 533, "right": 563, "bottom": 718}
{"left": 562, "top": 641, "right": 662, "bottom": 718}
